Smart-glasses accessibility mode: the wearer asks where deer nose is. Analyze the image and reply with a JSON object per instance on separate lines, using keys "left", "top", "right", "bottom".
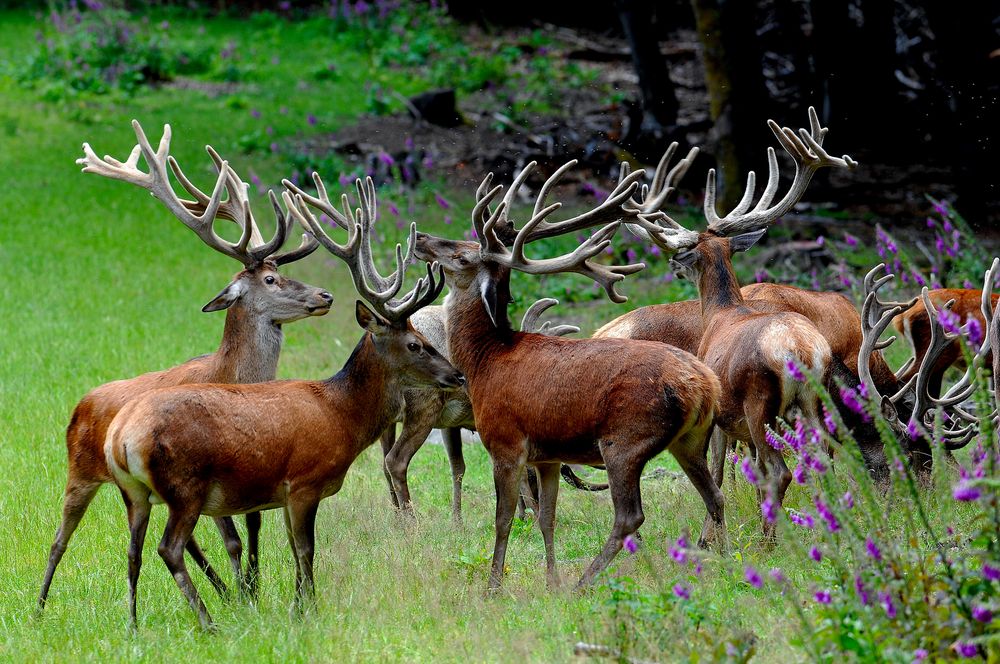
{"left": 319, "top": 291, "right": 333, "bottom": 303}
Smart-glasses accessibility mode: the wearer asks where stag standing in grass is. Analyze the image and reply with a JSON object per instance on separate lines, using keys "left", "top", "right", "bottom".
{"left": 283, "top": 177, "right": 597, "bottom": 523}
{"left": 38, "top": 122, "right": 331, "bottom": 610}
{"left": 413, "top": 160, "right": 724, "bottom": 591}
{"left": 626, "top": 108, "right": 857, "bottom": 540}
{"left": 104, "top": 176, "right": 462, "bottom": 630}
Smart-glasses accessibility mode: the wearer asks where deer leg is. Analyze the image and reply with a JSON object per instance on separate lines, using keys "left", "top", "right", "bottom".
{"left": 707, "top": 427, "right": 728, "bottom": 489}
{"left": 385, "top": 416, "right": 436, "bottom": 516}
{"left": 519, "top": 467, "right": 540, "bottom": 516}
{"left": 282, "top": 505, "right": 302, "bottom": 597}
{"left": 212, "top": 516, "right": 244, "bottom": 595}
{"left": 122, "top": 488, "right": 151, "bottom": 630}
{"left": 159, "top": 504, "right": 214, "bottom": 630}
{"left": 673, "top": 430, "right": 727, "bottom": 552}
{"left": 576, "top": 443, "right": 646, "bottom": 589}
{"left": 379, "top": 425, "right": 400, "bottom": 509}
{"left": 487, "top": 453, "right": 524, "bottom": 592}
{"left": 244, "top": 511, "right": 262, "bottom": 600}
{"left": 443, "top": 427, "right": 466, "bottom": 524}
{"left": 286, "top": 497, "right": 320, "bottom": 610}
{"left": 185, "top": 536, "right": 229, "bottom": 600}
{"left": 38, "top": 479, "right": 101, "bottom": 610}
{"left": 535, "top": 462, "right": 562, "bottom": 589}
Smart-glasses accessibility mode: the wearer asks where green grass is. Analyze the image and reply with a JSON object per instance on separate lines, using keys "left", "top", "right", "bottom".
{"left": 0, "top": 9, "right": 978, "bottom": 663}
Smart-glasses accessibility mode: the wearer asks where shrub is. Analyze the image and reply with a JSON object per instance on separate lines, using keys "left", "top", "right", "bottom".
{"left": 21, "top": 2, "right": 211, "bottom": 96}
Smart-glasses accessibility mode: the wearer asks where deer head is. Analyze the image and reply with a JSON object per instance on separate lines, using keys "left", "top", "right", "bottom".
{"left": 78, "top": 120, "right": 332, "bottom": 324}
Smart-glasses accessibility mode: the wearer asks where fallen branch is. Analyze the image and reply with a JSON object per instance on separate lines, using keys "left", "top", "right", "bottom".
{"left": 574, "top": 642, "right": 661, "bottom": 664}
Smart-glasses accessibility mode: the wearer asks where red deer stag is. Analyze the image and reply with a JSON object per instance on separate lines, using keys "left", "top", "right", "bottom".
{"left": 627, "top": 107, "right": 856, "bottom": 540}
{"left": 413, "top": 160, "right": 724, "bottom": 592}
{"left": 38, "top": 122, "right": 331, "bottom": 610}
{"left": 104, "top": 176, "right": 462, "bottom": 630}
{"left": 283, "top": 176, "right": 600, "bottom": 523}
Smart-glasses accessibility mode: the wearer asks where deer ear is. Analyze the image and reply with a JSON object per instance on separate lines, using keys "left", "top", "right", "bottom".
{"left": 355, "top": 301, "right": 390, "bottom": 334}
{"left": 729, "top": 229, "right": 767, "bottom": 254}
{"left": 202, "top": 280, "right": 246, "bottom": 312}
{"left": 671, "top": 250, "right": 698, "bottom": 270}
{"left": 480, "top": 278, "right": 499, "bottom": 327}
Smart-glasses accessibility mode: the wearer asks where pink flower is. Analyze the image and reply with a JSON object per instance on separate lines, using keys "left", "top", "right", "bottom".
{"left": 814, "top": 590, "right": 832, "bottom": 604}
{"left": 972, "top": 605, "right": 993, "bottom": 623}
{"left": 623, "top": 534, "right": 638, "bottom": 554}
{"left": 761, "top": 495, "right": 777, "bottom": 523}
{"left": 786, "top": 359, "right": 805, "bottom": 382}
{"left": 984, "top": 563, "right": 1000, "bottom": 581}
{"left": 673, "top": 583, "right": 691, "bottom": 600}
{"left": 809, "top": 546, "right": 822, "bottom": 562}
{"left": 744, "top": 566, "right": 762, "bottom": 589}
{"left": 740, "top": 457, "right": 758, "bottom": 485}
{"left": 866, "top": 537, "right": 882, "bottom": 561}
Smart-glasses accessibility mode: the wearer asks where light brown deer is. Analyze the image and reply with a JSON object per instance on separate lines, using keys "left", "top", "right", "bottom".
{"left": 859, "top": 264, "right": 996, "bottom": 456}
{"left": 413, "top": 159, "right": 725, "bottom": 591}
{"left": 37, "top": 122, "right": 331, "bottom": 611}
{"left": 104, "top": 175, "right": 462, "bottom": 630}
{"left": 892, "top": 288, "right": 999, "bottom": 397}
{"left": 628, "top": 107, "right": 856, "bottom": 540}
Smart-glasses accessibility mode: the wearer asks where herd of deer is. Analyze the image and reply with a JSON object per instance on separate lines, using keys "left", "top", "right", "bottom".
{"left": 34, "top": 108, "right": 1000, "bottom": 630}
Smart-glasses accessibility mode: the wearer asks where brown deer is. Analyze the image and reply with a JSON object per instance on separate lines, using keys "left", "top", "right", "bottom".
{"left": 37, "top": 121, "right": 331, "bottom": 611}
{"left": 859, "top": 264, "right": 996, "bottom": 455}
{"left": 413, "top": 159, "right": 725, "bottom": 592}
{"left": 892, "top": 288, "right": 999, "bottom": 397}
{"left": 104, "top": 175, "right": 463, "bottom": 630}
{"left": 627, "top": 107, "right": 857, "bottom": 540}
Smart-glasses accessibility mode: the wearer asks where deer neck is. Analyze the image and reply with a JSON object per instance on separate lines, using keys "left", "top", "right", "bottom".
{"left": 211, "top": 306, "right": 283, "bottom": 384}
{"left": 326, "top": 333, "right": 404, "bottom": 452}
{"left": 444, "top": 272, "right": 513, "bottom": 380}
{"left": 697, "top": 253, "right": 746, "bottom": 324}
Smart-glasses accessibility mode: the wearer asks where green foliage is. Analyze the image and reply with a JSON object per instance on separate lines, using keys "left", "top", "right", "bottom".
{"left": 20, "top": 2, "right": 212, "bottom": 97}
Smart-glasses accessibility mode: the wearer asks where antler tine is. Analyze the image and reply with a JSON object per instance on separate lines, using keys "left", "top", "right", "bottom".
{"left": 78, "top": 120, "right": 277, "bottom": 265}
{"left": 520, "top": 298, "right": 580, "bottom": 336}
{"left": 282, "top": 172, "right": 353, "bottom": 231}
{"left": 283, "top": 189, "right": 360, "bottom": 263}
{"left": 472, "top": 177, "right": 508, "bottom": 256}
{"left": 705, "top": 106, "right": 858, "bottom": 237}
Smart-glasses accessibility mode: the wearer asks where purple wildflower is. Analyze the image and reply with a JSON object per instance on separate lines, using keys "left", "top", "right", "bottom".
{"left": 269, "top": 142, "right": 279, "bottom": 153}
{"left": 953, "top": 642, "right": 978, "bottom": 658}
{"left": 790, "top": 511, "right": 814, "bottom": 528}
{"left": 765, "top": 429, "right": 785, "bottom": 451}
{"left": 250, "top": 108, "right": 261, "bottom": 119}
{"left": 388, "top": 202, "right": 400, "bottom": 217}
{"left": 914, "top": 650, "right": 928, "bottom": 661}
{"left": 841, "top": 491, "right": 854, "bottom": 509}
{"left": 907, "top": 419, "right": 920, "bottom": 441}
{"left": 338, "top": 173, "right": 352, "bottom": 188}
{"left": 434, "top": 193, "right": 450, "bottom": 210}
{"left": 669, "top": 535, "right": 688, "bottom": 564}
{"left": 694, "top": 561, "right": 703, "bottom": 577}
{"left": 809, "top": 546, "right": 822, "bottom": 562}
{"left": 865, "top": 537, "right": 882, "bottom": 561}
{"left": 814, "top": 590, "right": 832, "bottom": 605}
{"left": 963, "top": 279, "right": 974, "bottom": 289}
{"left": 984, "top": 563, "right": 1000, "bottom": 581}
{"left": 972, "top": 605, "right": 993, "bottom": 623}
{"left": 623, "top": 534, "right": 638, "bottom": 554}
{"left": 858, "top": 382, "right": 869, "bottom": 399}
{"left": 938, "top": 308, "right": 961, "bottom": 335}
{"left": 307, "top": 113, "right": 318, "bottom": 126}
{"left": 878, "top": 591, "right": 897, "bottom": 619}
{"left": 815, "top": 499, "right": 840, "bottom": 532}
{"left": 761, "top": 495, "right": 777, "bottom": 523}
{"left": 744, "top": 566, "right": 763, "bottom": 589}
{"left": 953, "top": 481, "right": 981, "bottom": 502}
{"left": 786, "top": 359, "right": 805, "bottom": 382}
{"left": 839, "top": 386, "right": 871, "bottom": 422}
{"left": 378, "top": 151, "right": 395, "bottom": 167}
{"left": 854, "top": 575, "right": 870, "bottom": 605}
{"left": 673, "top": 583, "right": 691, "bottom": 600}
{"left": 822, "top": 406, "right": 836, "bottom": 434}
{"left": 769, "top": 568, "right": 786, "bottom": 584}
{"left": 740, "top": 457, "right": 759, "bottom": 485}
{"left": 792, "top": 464, "right": 808, "bottom": 485}
{"left": 444, "top": 215, "right": 452, "bottom": 225}
{"left": 844, "top": 233, "right": 858, "bottom": 248}
{"left": 967, "top": 317, "right": 983, "bottom": 350}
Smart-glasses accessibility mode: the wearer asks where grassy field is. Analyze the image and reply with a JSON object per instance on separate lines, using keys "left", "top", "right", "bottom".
{"left": 0, "top": 8, "right": 982, "bottom": 663}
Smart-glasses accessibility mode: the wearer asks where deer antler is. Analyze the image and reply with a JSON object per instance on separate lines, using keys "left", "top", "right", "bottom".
{"left": 472, "top": 161, "right": 646, "bottom": 303}
{"left": 520, "top": 298, "right": 580, "bottom": 336}
{"left": 284, "top": 175, "right": 443, "bottom": 325}
{"left": 621, "top": 143, "right": 703, "bottom": 252}
{"left": 78, "top": 120, "right": 317, "bottom": 268}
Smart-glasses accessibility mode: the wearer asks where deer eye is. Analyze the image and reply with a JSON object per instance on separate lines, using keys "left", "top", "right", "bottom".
{"left": 407, "top": 342, "right": 420, "bottom": 352}
{"left": 264, "top": 275, "right": 276, "bottom": 285}
{"left": 457, "top": 256, "right": 469, "bottom": 265}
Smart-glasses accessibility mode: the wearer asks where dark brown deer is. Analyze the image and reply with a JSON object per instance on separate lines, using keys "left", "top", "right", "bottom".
{"left": 413, "top": 160, "right": 724, "bottom": 591}
{"left": 38, "top": 121, "right": 331, "bottom": 611}
{"left": 627, "top": 107, "right": 856, "bottom": 540}
{"left": 104, "top": 175, "right": 462, "bottom": 630}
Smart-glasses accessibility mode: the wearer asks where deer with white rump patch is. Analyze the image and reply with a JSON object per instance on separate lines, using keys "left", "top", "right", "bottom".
{"left": 628, "top": 107, "right": 856, "bottom": 540}
{"left": 38, "top": 121, "right": 330, "bottom": 610}
{"left": 104, "top": 175, "right": 462, "bottom": 630}
{"left": 413, "top": 159, "right": 724, "bottom": 591}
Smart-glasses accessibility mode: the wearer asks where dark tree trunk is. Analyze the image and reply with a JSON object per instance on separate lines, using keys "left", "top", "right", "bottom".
{"left": 690, "top": 0, "right": 770, "bottom": 211}
{"left": 614, "top": 0, "right": 680, "bottom": 129}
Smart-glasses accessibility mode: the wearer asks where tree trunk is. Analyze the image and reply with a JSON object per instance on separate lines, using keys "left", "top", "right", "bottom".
{"left": 690, "top": 0, "right": 770, "bottom": 211}
{"left": 614, "top": 0, "right": 679, "bottom": 129}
